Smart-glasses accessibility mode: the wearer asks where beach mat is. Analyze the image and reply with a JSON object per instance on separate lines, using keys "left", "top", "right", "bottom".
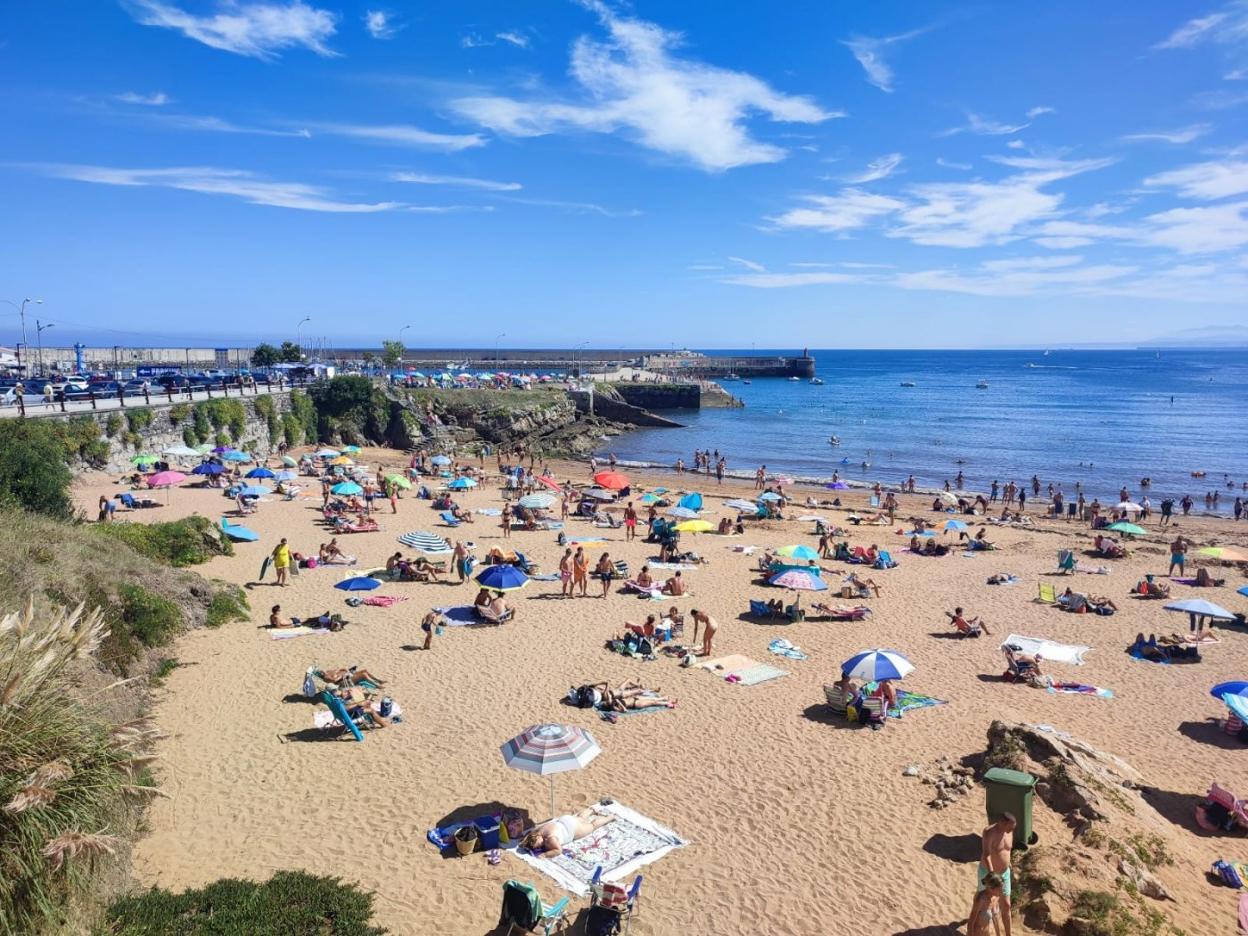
{"left": 1002, "top": 634, "right": 1090, "bottom": 666}
{"left": 269, "top": 627, "right": 331, "bottom": 640}
{"left": 434, "top": 605, "right": 478, "bottom": 626}
{"left": 888, "top": 690, "right": 947, "bottom": 717}
{"left": 510, "top": 800, "right": 686, "bottom": 896}
{"left": 696, "top": 654, "right": 757, "bottom": 673}
{"left": 729, "top": 663, "right": 789, "bottom": 686}
{"left": 1046, "top": 682, "right": 1113, "bottom": 699}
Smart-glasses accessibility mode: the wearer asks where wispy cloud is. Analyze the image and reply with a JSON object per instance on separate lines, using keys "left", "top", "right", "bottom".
{"left": 939, "top": 110, "right": 1040, "bottom": 137}
{"left": 392, "top": 171, "right": 521, "bottom": 191}
{"left": 496, "top": 30, "right": 530, "bottom": 48}
{"left": 364, "top": 10, "right": 398, "bottom": 40}
{"left": 936, "top": 157, "right": 972, "bottom": 170}
{"left": 840, "top": 152, "right": 903, "bottom": 184}
{"left": 721, "top": 270, "right": 870, "bottom": 288}
{"left": 1038, "top": 201, "right": 1248, "bottom": 254}
{"left": 768, "top": 189, "right": 907, "bottom": 233}
{"left": 1156, "top": 2, "right": 1248, "bottom": 79}
{"left": 1025, "top": 105, "right": 1055, "bottom": 118}
{"left": 1144, "top": 157, "right": 1248, "bottom": 199}
{"left": 452, "top": 2, "right": 837, "bottom": 171}
{"left": 125, "top": 0, "right": 338, "bottom": 60}
{"left": 309, "top": 122, "right": 485, "bottom": 151}
{"left": 114, "top": 91, "right": 170, "bottom": 106}
{"left": 20, "top": 163, "right": 401, "bottom": 213}
{"left": 895, "top": 255, "right": 1134, "bottom": 297}
{"left": 687, "top": 263, "right": 722, "bottom": 271}
{"left": 1121, "top": 124, "right": 1211, "bottom": 144}
{"left": 146, "top": 112, "right": 311, "bottom": 137}
{"left": 841, "top": 29, "right": 927, "bottom": 93}
{"left": 727, "top": 256, "right": 765, "bottom": 272}
{"left": 496, "top": 194, "right": 641, "bottom": 217}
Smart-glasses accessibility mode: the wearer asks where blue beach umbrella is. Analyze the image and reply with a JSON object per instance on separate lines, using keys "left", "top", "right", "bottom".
{"left": 678, "top": 492, "right": 703, "bottom": 511}
{"left": 222, "top": 450, "right": 251, "bottom": 462}
{"left": 758, "top": 491, "right": 782, "bottom": 502}
{"left": 192, "top": 462, "right": 224, "bottom": 476}
{"left": 476, "top": 564, "right": 530, "bottom": 592}
{"left": 238, "top": 485, "right": 271, "bottom": 497}
{"left": 430, "top": 455, "right": 452, "bottom": 466}
{"left": 1212, "top": 681, "right": 1248, "bottom": 723}
{"left": 776, "top": 544, "right": 819, "bottom": 560}
{"left": 274, "top": 470, "right": 298, "bottom": 481}
{"left": 841, "top": 649, "right": 915, "bottom": 682}
{"left": 246, "top": 467, "right": 276, "bottom": 479}
{"left": 944, "top": 520, "right": 968, "bottom": 532}
{"left": 331, "top": 481, "right": 363, "bottom": 496}
{"left": 1163, "top": 599, "right": 1236, "bottom": 620}
{"left": 334, "top": 577, "right": 382, "bottom": 592}
{"left": 447, "top": 477, "right": 478, "bottom": 490}
{"left": 1238, "top": 586, "right": 1248, "bottom": 598}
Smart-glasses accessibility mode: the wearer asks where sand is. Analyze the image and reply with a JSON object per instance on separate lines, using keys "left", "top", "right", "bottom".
{"left": 75, "top": 451, "right": 1248, "bottom": 935}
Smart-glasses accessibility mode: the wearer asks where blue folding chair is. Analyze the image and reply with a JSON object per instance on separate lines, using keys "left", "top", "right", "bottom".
{"left": 587, "top": 866, "right": 643, "bottom": 935}
{"left": 499, "top": 880, "right": 569, "bottom": 935}
{"left": 440, "top": 510, "right": 461, "bottom": 527}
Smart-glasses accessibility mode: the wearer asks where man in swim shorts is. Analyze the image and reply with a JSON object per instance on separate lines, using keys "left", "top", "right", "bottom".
{"left": 977, "top": 813, "right": 1015, "bottom": 935}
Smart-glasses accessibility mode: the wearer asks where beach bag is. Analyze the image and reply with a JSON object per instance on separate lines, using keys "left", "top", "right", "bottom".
{"left": 305, "top": 557, "right": 318, "bottom": 569}
{"left": 302, "top": 672, "right": 317, "bottom": 698}
{"left": 575, "top": 685, "right": 598, "bottom": 709}
{"left": 501, "top": 809, "right": 525, "bottom": 842}
{"left": 1214, "top": 860, "right": 1244, "bottom": 888}
{"left": 454, "top": 825, "right": 479, "bottom": 857}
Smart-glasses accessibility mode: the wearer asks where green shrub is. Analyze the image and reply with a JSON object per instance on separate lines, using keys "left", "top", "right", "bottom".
{"left": 214, "top": 431, "right": 230, "bottom": 448}
{"left": 289, "top": 391, "right": 318, "bottom": 444}
{"left": 92, "top": 516, "right": 234, "bottom": 568}
{"left": 181, "top": 425, "right": 198, "bottom": 448}
{"left": 168, "top": 404, "right": 190, "bottom": 425}
{"left": 103, "top": 871, "right": 386, "bottom": 935}
{"left": 0, "top": 420, "right": 77, "bottom": 519}
{"left": 125, "top": 410, "right": 152, "bottom": 433}
{"left": 116, "top": 585, "right": 181, "bottom": 648}
{"left": 150, "top": 657, "right": 179, "bottom": 686}
{"left": 105, "top": 414, "right": 123, "bottom": 438}
{"left": 205, "top": 586, "right": 249, "bottom": 629}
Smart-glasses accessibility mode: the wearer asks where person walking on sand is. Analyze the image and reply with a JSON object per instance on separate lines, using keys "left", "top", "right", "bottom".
{"left": 755, "top": 465, "right": 766, "bottom": 490}
{"left": 559, "top": 548, "right": 574, "bottom": 597}
{"left": 974, "top": 813, "right": 1016, "bottom": 936}
{"left": 689, "top": 609, "right": 718, "bottom": 657}
{"left": 271, "top": 538, "right": 292, "bottom": 587}
{"left": 624, "top": 501, "right": 637, "bottom": 541}
{"left": 420, "top": 610, "right": 439, "bottom": 651}
{"left": 573, "top": 546, "right": 589, "bottom": 597}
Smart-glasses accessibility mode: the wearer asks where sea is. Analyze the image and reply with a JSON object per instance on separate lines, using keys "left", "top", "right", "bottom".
{"left": 595, "top": 348, "right": 1248, "bottom": 512}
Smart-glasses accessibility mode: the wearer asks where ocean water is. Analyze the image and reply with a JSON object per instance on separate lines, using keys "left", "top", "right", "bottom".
{"left": 596, "top": 349, "right": 1248, "bottom": 509}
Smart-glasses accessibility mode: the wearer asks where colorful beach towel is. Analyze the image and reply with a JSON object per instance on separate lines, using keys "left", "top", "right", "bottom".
{"left": 1002, "top": 634, "right": 1090, "bottom": 666}
{"left": 1046, "top": 682, "right": 1113, "bottom": 699}
{"left": 511, "top": 801, "right": 686, "bottom": 896}
{"left": 362, "top": 595, "right": 408, "bottom": 607}
{"left": 887, "top": 690, "right": 947, "bottom": 717}
{"left": 768, "top": 638, "right": 808, "bottom": 660}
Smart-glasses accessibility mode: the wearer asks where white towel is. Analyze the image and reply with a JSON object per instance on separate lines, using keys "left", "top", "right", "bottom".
{"left": 1001, "top": 634, "right": 1090, "bottom": 666}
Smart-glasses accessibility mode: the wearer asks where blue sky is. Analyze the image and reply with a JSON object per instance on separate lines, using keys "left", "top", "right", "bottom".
{"left": 2, "top": 1, "right": 1247, "bottom": 349}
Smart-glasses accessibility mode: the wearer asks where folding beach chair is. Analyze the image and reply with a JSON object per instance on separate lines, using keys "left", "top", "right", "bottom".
{"left": 587, "top": 867, "right": 643, "bottom": 936}
{"left": 874, "top": 550, "right": 897, "bottom": 570}
{"left": 823, "top": 684, "right": 849, "bottom": 717}
{"left": 499, "top": 880, "right": 570, "bottom": 935}
{"left": 749, "top": 599, "right": 772, "bottom": 618}
{"left": 317, "top": 690, "right": 365, "bottom": 742}
{"left": 440, "top": 510, "right": 461, "bottom": 527}
{"left": 1056, "top": 549, "right": 1076, "bottom": 574}
{"left": 860, "top": 696, "right": 889, "bottom": 727}
{"left": 1037, "top": 582, "right": 1058, "bottom": 604}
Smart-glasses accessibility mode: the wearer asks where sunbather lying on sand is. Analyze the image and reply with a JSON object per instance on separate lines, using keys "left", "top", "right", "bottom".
{"left": 320, "top": 666, "right": 385, "bottom": 686}
{"left": 522, "top": 807, "right": 617, "bottom": 857}
{"left": 845, "top": 573, "right": 882, "bottom": 598}
{"left": 572, "top": 679, "right": 676, "bottom": 711}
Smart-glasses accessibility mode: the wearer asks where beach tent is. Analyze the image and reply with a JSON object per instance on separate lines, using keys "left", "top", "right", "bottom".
{"left": 501, "top": 724, "right": 601, "bottom": 818}
{"left": 678, "top": 492, "right": 703, "bottom": 511}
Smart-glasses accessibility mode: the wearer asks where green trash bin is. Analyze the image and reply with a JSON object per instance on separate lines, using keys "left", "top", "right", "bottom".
{"left": 983, "top": 767, "right": 1038, "bottom": 850}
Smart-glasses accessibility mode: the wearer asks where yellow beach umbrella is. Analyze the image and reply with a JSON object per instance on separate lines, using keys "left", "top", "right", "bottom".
{"left": 330, "top": 455, "right": 354, "bottom": 466}
{"left": 675, "top": 519, "right": 714, "bottom": 533}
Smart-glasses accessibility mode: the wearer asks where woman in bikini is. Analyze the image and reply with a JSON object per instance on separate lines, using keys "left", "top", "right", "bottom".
{"left": 521, "top": 807, "right": 617, "bottom": 858}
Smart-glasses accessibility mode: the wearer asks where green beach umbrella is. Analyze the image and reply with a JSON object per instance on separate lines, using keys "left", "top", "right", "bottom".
{"left": 1107, "top": 521, "right": 1146, "bottom": 536}
{"left": 131, "top": 454, "right": 159, "bottom": 465}
{"left": 385, "top": 474, "right": 412, "bottom": 490}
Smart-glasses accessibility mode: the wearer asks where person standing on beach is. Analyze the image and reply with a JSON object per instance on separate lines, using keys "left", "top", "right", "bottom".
{"left": 1169, "top": 536, "right": 1188, "bottom": 577}
{"left": 716, "top": 457, "right": 725, "bottom": 485}
{"left": 755, "top": 465, "right": 765, "bottom": 490}
{"left": 559, "top": 548, "right": 574, "bottom": 597}
{"left": 1017, "top": 489, "right": 1026, "bottom": 512}
{"left": 501, "top": 504, "right": 512, "bottom": 539}
{"left": 689, "top": 609, "right": 718, "bottom": 658}
{"left": 453, "top": 541, "right": 469, "bottom": 582}
{"left": 420, "top": 610, "right": 438, "bottom": 651}
{"left": 573, "top": 547, "right": 588, "bottom": 597}
{"left": 975, "top": 813, "right": 1016, "bottom": 936}
{"left": 271, "top": 538, "right": 291, "bottom": 587}
{"left": 624, "top": 501, "right": 637, "bottom": 541}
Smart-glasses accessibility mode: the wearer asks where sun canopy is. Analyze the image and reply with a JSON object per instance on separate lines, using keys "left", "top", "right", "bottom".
{"left": 1163, "top": 599, "right": 1236, "bottom": 620}
{"left": 841, "top": 649, "right": 914, "bottom": 682}
{"left": 475, "top": 564, "right": 529, "bottom": 592}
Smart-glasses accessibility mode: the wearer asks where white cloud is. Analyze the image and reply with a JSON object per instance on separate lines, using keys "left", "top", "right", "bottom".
{"left": 939, "top": 111, "right": 1033, "bottom": 137}
{"left": 727, "top": 256, "right": 766, "bottom": 272}
{"left": 1037, "top": 200, "right": 1248, "bottom": 254}
{"left": 147, "top": 112, "right": 311, "bottom": 137}
{"left": 310, "top": 122, "right": 485, "bottom": 151}
{"left": 1025, "top": 106, "right": 1055, "bottom": 118}
{"left": 392, "top": 171, "right": 521, "bottom": 191}
{"left": 125, "top": 0, "right": 337, "bottom": 60}
{"left": 452, "top": 3, "right": 836, "bottom": 171}
{"left": 25, "top": 163, "right": 401, "bottom": 213}
{"left": 1121, "top": 125, "right": 1211, "bottom": 144}
{"left": 841, "top": 29, "right": 926, "bottom": 93}
{"left": 496, "top": 31, "right": 530, "bottom": 48}
{"left": 496, "top": 195, "right": 641, "bottom": 217}
{"left": 769, "top": 189, "right": 907, "bottom": 233}
{"left": 1005, "top": 140, "right": 1025, "bottom": 150}
{"left": 1156, "top": 3, "right": 1247, "bottom": 49}
{"left": 1144, "top": 158, "right": 1248, "bottom": 199}
{"left": 115, "top": 91, "right": 170, "bottom": 106}
{"left": 1034, "top": 236, "right": 1095, "bottom": 249}
{"left": 721, "top": 271, "right": 869, "bottom": 288}
{"left": 894, "top": 257, "right": 1136, "bottom": 296}
{"left": 687, "top": 263, "right": 723, "bottom": 270}
{"left": 1193, "top": 88, "right": 1248, "bottom": 109}
{"left": 841, "top": 152, "right": 903, "bottom": 184}
{"left": 936, "top": 157, "right": 972, "bottom": 170}
{"left": 364, "top": 10, "right": 398, "bottom": 40}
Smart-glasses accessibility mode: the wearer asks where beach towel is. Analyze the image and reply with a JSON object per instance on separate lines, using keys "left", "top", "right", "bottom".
{"left": 269, "top": 626, "right": 331, "bottom": 640}
{"left": 511, "top": 801, "right": 686, "bottom": 896}
{"left": 569, "top": 538, "right": 607, "bottom": 546}
{"left": 362, "top": 595, "right": 408, "bottom": 607}
{"left": 1002, "top": 634, "right": 1090, "bottom": 666}
{"left": 1045, "top": 682, "right": 1113, "bottom": 699}
{"left": 768, "top": 638, "right": 808, "bottom": 660}
{"left": 887, "top": 690, "right": 947, "bottom": 717}
{"left": 648, "top": 561, "right": 699, "bottom": 571}
{"left": 433, "top": 605, "right": 478, "bottom": 626}
{"left": 727, "top": 663, "right": 789, "bottom": 686}
{"left": 696, "top": 654, "right": 758, "bottom": 673}
{"left": 597, "top": 694, "right": 673, "bottom": 722}
{"left": 1075, "top": 562, "right": 1110, "bottom": 575}
{"left": 476, "top": 508, "right": 502, "bottom": 516}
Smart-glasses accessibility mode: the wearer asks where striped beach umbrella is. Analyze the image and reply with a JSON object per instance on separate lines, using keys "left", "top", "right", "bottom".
{"left": 841, "top": 649, "right": 914, "bottom": 682}
{"left": 666, "top": 506, "right": 699, "bottom": 519}
{"left": 398, "top": 531, "right": 452, "bottom": 554}
{"left": 518, "top": 493, "right": 555, "bottom": 509}
{"left": 501, "top": 723, "right": 601, "bottom": 817}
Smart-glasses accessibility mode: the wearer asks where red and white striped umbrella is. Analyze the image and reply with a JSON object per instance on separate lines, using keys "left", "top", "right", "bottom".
{"left": 501, "top": 723, "right": 601, "bottom": 817}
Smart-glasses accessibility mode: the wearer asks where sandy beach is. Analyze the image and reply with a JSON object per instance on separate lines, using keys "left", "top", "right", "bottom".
{"left": 75, "top": 451, "right": 1248, "bottom": 935}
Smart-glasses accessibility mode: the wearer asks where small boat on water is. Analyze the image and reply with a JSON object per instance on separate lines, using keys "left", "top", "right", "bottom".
{"left": 723, "top": 373, "right": 739, "bottom": 381}
{"left": 809, "top": 377, "right": 824, "bottom": 385}
{"left": 787, "top": 376, "right": 800, "bottom": 382}
{"left": 828, "top": 435, "right": 841, "bottom": 446}
{"left": 900, "top": 380, "right": 916, "bottom": 387}
{"left": 742, "top": 379, "right": 751, "bottom": 385}
{"left": 976, "top": 379, "right": 989, "bottom": 389}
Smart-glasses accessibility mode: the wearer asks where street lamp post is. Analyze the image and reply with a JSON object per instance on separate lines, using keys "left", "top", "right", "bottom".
{"left": 296, "top": 316, "right": 311, "bottom": 360}
{"left": 495, "top": 332, "right": 506, "bottom": 364}
{"left": 1, "top": 298, "right": 43, "bottom": 375}
{"left": 36, "top": 321, "right": 54, "bottom": 377}
{"left": 398, "top": 324, "right": 412, "bottom": 373}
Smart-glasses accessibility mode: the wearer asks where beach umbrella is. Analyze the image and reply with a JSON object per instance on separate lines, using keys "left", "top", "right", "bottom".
{"left": 937, "top": 491, "right": 958, "bottom": 506}
{"left": 1107, "top": 521, "right": 1146, "bottom": 536}
{"left": 1199, "top": 546, "right": 1248, "bottom": 562}
{"left": 944, "top": 519, "right": 968, "bottom": 532}
{"left": 281, "top": 455, "right": 298, "bottom": 467}
{"left": 274, "top": 470, "right": 298, "bottom": 481}
{"left": 131, "top": 454, "right": 159, "bottom": 466}
{"left": 222, "top": 450, "right": 251, "bottom": 462}
{"left": 147, "top": 471, "right": 186, "bottom": 488}
{"left": 536, "top": 475, "right": 564, "bottom": 494}
{"left": 398, "top": 531, "right": 452, "bottom": 554}
{"left": 430, "top": 455, "right": 452, "bottom": 466}
{"left": 593, "top": 471, "right": 630, "bottom": 491}
{"left": 758, "top": 491, "right": 782, "bottom": 502}
{"left": 1117, "top": 502, "right": 1143, "bottom": 513}
{"left": 841, "top": 649, "right": 914, "bottom": 682}
{"left": 330, "top": 455, "right": 354, "bottom": 466}
{"left": 212, "top": 445, "right": 234, "bottom": 454}
{"left": 1238, "top": 585, "right": 1248, "bottom": 598}
{"left": 1164, "top": 599, "right": 1236, "bottom": 620}
{"left": 219, "top": 519, "right": 258, "bottom": 542}
{"left": 666, "top": 506, "right": 699, "bottom": 519}
{"left": 725, "top": 499, "right": 759, "bottom": 512}
{"left": 331, "top": 481, "right": 363, "bottom": 496}
{"left": 238, "top": 485, "right": 271, "bottom": 497}
{"left": 1212, "top": 682, "right": 1248, "bottom": 724}
{"left": 827, "top": 482, "right": 848, "bottom": 490}
{"left": 195, "top": 443, "right": 215, "bottom": 455}
{"left": 678, "top": 492, "right": 703, "bottom": 511}
{"left": 776, "top": 544, "right": 819, "bottom": 560}
{"left": 639, "top": 493, "right": 666, "bottom": 505}
{"left": 161, "top": 445, "right": 200, "bottom": 458}
{"left": 518, "top": 493, "right": 555, "bottom": 509}
{"left": 384, "top": 474, "right": 412, "bottom": 490}
{"left": 475, "top": 564, "right": 529, "bottom": 592}
{"left": 315, "top": 449, "right": 339, "bottom": 459}
{"left": 675, "top": 519, "right": 714, "bottom": 533}
{"left": 582, "top": 488, "right": 615, "bottom": 500}
{"left": 246, "top": 467, "right": 276, "bottom": 479}
{"left": 191, "top": 462, "right": 224, "bottom": 476}
{"left": 768, "top": 569, "right": 827, "bottom": 591}
{"left": 501, "top": 723, "right": 601, "bottom": 817}
{"left": 334, "top": 577, "right": 382, "bottom": 592}
{"left": 343, "top": 445, "right": 361, "bottom": 454}
{"left": 447, "top": 477, "right": 478, "bottom": 490}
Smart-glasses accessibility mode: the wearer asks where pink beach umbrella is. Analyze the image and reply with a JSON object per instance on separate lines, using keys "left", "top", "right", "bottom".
{"left": 147, "top": 470, "right": 187, "bottom": 503}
